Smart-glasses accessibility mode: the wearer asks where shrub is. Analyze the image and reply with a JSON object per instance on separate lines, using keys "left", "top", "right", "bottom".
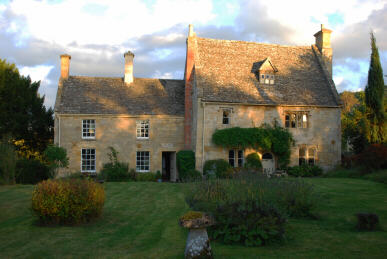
{"left": 186, "top": 173, "right": 318, "bottom": 246}
{"left": 31, "top": 179, "right": 105, "bottom": 225}
{"left": 180, "top": 169, "right": 202, "bottom": 182}
{"left": 15, "top": 158, "right": 50, "bottom": 184}
{"left": 245, "top": 153, "right": 262, "bottom": 171}
{"left": 356, "top": 144, "right": 387, "bottom": 172}
{"left": 210, "top": 200, "right": 287, "bottom": 246}
{"left": 362, "top": 169, "right": 387, "bottom": 184}
{"left": 176, "top": 150, "right": 195, "bottom": 179}
{"left": 0, "top": 141, "right": 17, "bottom": 184}
{"left": 355, "top": 213, "right": 380, "bottom": 231}
{"left": 136, "top": 172, "right": 156, "bottom": 182}
{"left": 203, "top": 159, "right": 232, "bottom": 179}
{"left": 100, "top": 147, "right": 133, "bottom": 181}
{"left": 287, "top": 165, "right": 323, "bottom": 177}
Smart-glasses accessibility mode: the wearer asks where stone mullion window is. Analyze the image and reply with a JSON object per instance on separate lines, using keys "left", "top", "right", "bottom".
{"left": 229, "top": 149, "right": 244, "bottom": 168}
{"left": 285, "top": 112, "right": 309, "bottom": 129}
{"left": 299, "top": 147, "right": 317, "bottom": 166}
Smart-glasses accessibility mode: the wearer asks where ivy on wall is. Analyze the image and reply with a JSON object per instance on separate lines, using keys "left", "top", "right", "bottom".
{"left": 212, "top": 124, "right": 295, "bottom": 168}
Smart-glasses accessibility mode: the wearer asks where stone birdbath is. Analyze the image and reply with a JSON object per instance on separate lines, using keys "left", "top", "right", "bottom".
{"left": 179, "top": 211, "right": 214, "bottom": 259}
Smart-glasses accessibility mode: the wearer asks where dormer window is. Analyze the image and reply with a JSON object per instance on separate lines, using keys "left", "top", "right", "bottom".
{"left": 260, "top": 73, "right": 275, "bottom": 84}
{"left": 257, "top": 57, "right": 277, "bottom": 85}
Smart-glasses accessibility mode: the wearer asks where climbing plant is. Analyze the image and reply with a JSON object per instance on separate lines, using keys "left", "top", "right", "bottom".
{"left": 212, "top": 124, "right": 294, "bottom": 168}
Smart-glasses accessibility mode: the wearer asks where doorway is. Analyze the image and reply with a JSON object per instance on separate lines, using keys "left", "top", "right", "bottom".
{"left": 262, "top": 152, "right": 275, "bottom": 175}
{"left": 162, "top": 152, "right": 176, "bottom": 181}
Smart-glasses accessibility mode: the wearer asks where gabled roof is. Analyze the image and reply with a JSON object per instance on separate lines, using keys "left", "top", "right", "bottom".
{"left": 256, "top": 57, "right": 278, "bottom": 73}
{"left": 194, "top": 37, "right": 340, "bottom": 106}
{"left": 55, "top": 76, "right": 185, "bottom": 115}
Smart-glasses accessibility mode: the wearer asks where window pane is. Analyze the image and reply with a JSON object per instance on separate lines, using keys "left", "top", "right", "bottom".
{"left": 82, "top": 119, "right": 95, "bottom": 138}
{"left": 223, "top": 110, "right": 230, "bottom": 125}
{"left": 302, "top": 114, "right": 308, "bottom": 128}
{"left": 136, "top": 151, "right": 150, "bottom": 172}
{"left": 237, "top": 150, "right": 244, "bottom": 167}
{"left": 291, "top": 114, "right": 296, "bottom": 128}
{"left": 285, "top": 115, "right": 290, "bottom": 128}
{"left": 229, "top": 150, "right": 235, "bottom": 167}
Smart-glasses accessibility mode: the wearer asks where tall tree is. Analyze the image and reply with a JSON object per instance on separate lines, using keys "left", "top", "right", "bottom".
{"left": 364, "top": 32, "right": 385, "bottom": 143}
{"left": 0, "top": 59, "right": 54, "bottom": 158}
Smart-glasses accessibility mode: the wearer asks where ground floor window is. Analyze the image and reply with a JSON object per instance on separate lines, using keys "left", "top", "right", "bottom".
{"left": 136, "top": 151, "right": 150, "bottom": 172}
{"left": 299, "top": 147, "right": 316, "bottom": 166}
{"left": 229, "top": 149, "right": 244, "bottom": 167}
{"left": 81, "top": 148, "right": 96, "bottom": 172}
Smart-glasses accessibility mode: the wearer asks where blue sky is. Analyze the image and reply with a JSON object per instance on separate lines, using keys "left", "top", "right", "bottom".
{"left": 0, "top": 0, "right": 386, "bottom": 108}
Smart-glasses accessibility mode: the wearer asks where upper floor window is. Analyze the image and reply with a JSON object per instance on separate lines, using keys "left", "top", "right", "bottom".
{"left": 136, "top": 120, "right": 149, "bottom": 139}
{"left": 285, "top": 112, "right": 308, "bottom": 128}
{"left": 81, "top": 148, "right": 96, "bottom": 172}
{"left": 223, "top": 110, "right": 230, "bottom": 125}
{"left": 82, "top": 119, "right": 95, "bottom": 139}
{"left": 260, "top": 73, "right": 275, "bottom": 84}
{"left": 299, "top": 147, "right": 316, "bottom": 166}
{"left": 229, "top": 149, "right": 244, "bottom": 167}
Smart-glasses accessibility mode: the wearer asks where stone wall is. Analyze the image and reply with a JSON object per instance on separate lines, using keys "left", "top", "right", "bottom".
{"left": 54, "top": 114, "right": 185, "bottom": 174}
{"left": 194, "top": 101, "right": 341, "bottom": 171}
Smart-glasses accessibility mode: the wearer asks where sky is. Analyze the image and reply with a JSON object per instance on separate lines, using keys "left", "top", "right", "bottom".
{"left": 0, "top": 0, "right": 386, "bottom": 108}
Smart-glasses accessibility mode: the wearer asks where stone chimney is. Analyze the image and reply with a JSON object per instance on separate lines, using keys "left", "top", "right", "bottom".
{"left": 60, "top": 54, "right": 71, "bottom": 79}
{"left": 314, "top": 24, "right": 332, "bottom": 77}
{"left": 124, "top": 51, "right": 135, "bottom": 84}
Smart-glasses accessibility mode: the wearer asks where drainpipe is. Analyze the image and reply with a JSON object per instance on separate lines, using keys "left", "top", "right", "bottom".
{"left": 58, "top": 115, "right": 61, "bottom": 147}
{"left": 201, "top": 100, "right": 206, "bottom": 171}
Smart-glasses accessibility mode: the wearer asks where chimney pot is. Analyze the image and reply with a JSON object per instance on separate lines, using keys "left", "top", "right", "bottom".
{"left": 124, "top": 51, "right": 135, "bottom": 84}
{"left": 60, "top": 54, "right": 71, "bottom": 79}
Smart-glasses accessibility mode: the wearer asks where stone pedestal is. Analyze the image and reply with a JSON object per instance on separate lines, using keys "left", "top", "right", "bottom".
{"left": 180, "top": 213, "right": 214, "bottom": 259}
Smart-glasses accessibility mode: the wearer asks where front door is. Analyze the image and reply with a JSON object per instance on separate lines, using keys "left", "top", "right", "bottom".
{"left": 262, "top": 152, "right": 275, "bottom": 175}
{"left": 162, "top": 152, "right": 171, "bottom": 181}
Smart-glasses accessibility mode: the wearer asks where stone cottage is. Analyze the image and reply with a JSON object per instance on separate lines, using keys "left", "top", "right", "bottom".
{"left": 54, "top": 24, "right": 341, "bottom": 180}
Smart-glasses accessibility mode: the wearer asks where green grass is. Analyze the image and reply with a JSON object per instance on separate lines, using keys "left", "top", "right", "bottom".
{"left": 1, "top": 179, "right": 387, "bottom": 258}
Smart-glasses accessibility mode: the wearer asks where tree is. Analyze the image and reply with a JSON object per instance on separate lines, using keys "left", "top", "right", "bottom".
{"left": 43, "top": 145, "right": 69, "bottom": 178}
{"left": 364, "top": 32, "right": 385, "bottom": 143}
{"left": 0, "top": 59, "right": 54, "bottom": 158}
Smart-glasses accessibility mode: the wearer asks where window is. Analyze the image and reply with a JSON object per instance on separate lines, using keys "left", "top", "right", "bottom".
{"left": 229, "top": 149, "right": 244, "bottom": 167}
{"left": 299, "top": 148, "right": 306, "bottom": 165}
{"left": 308, "top": 148, "right": 316, "bottom": 165}
{"left": 136, "top": 120, "right": 149, "bottom": 139}
{"left": 81, "top": 148, "right": 96, "bottom": 172}
{"left": 260, "top": 73, "right": 275, "bottom": 84}
{"left": 136, "top": 151, "right": 150, "bottom": 172}
{"left": 285, "top": 112, "right": 309, "bottom": 128}
{"left": 299, "top": 147, "right": 316, "bottom": 166}
{"left": 223, "top": 110, "right": 230, "bottom": 125}
{"left": 82, "top": 119, "right": 95, "bottom": 139}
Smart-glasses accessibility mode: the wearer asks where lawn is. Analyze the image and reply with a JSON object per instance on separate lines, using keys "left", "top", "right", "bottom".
{"left": 0, "top": 178, "right": 387, "bottom": 258}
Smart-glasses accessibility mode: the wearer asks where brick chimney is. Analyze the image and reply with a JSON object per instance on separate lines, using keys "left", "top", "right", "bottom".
{"left": 184, "top": 24, "right": 196, "bottom": 149}
{"left": 124, "top": 51, "right": 135, "bottom": 84}
{"left": 314, "top": 24, "right": 332, "bottom": 77}
{"left": 60, "top": 54, "right": 71, "bottom": 79}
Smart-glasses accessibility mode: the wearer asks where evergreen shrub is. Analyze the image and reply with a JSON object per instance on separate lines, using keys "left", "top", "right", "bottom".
{"left": 180, "top": 169, "right": 202, "bottom": 182}
{"left": 16, "top": 158, "right": 50, "bottom": 184}
{"left": 31, "top": 179, "right": 105, "bottom": 225}
{"left": 203, "top": 159, "right": 232, "bottom": 179}
{"left": 287, "top": 165, "right": 323, "bottom": 177}
{"left": 176, "top": 150, "right": 195, "bottom": 180}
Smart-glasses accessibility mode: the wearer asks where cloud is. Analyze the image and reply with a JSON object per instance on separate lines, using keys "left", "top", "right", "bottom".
{"left": 1, "top": 0, "right": 386, "bottom": 110}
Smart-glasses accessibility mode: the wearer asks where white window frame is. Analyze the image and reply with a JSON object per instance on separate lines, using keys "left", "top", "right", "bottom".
{"left": 81, "top": 148, "right": 96, "bottom": 173}
{"left": 136, "top": 151, "right": 150, "bottom": 172}
{"left": 228, "top": 149, "right": 244, "bottom": 168}
{"left": 136, "top": 120, "right": 149, "bottom": 139}
{"left": 82, "top": 119, "right": 96, "bottom": 139}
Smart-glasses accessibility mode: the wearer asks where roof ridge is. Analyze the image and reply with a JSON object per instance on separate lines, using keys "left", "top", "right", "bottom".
{"left": 69, "top": 75, "right": 183, "bottom": 81}
{"left": 196, "top": 37, "right": 311, "bottom": 48}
